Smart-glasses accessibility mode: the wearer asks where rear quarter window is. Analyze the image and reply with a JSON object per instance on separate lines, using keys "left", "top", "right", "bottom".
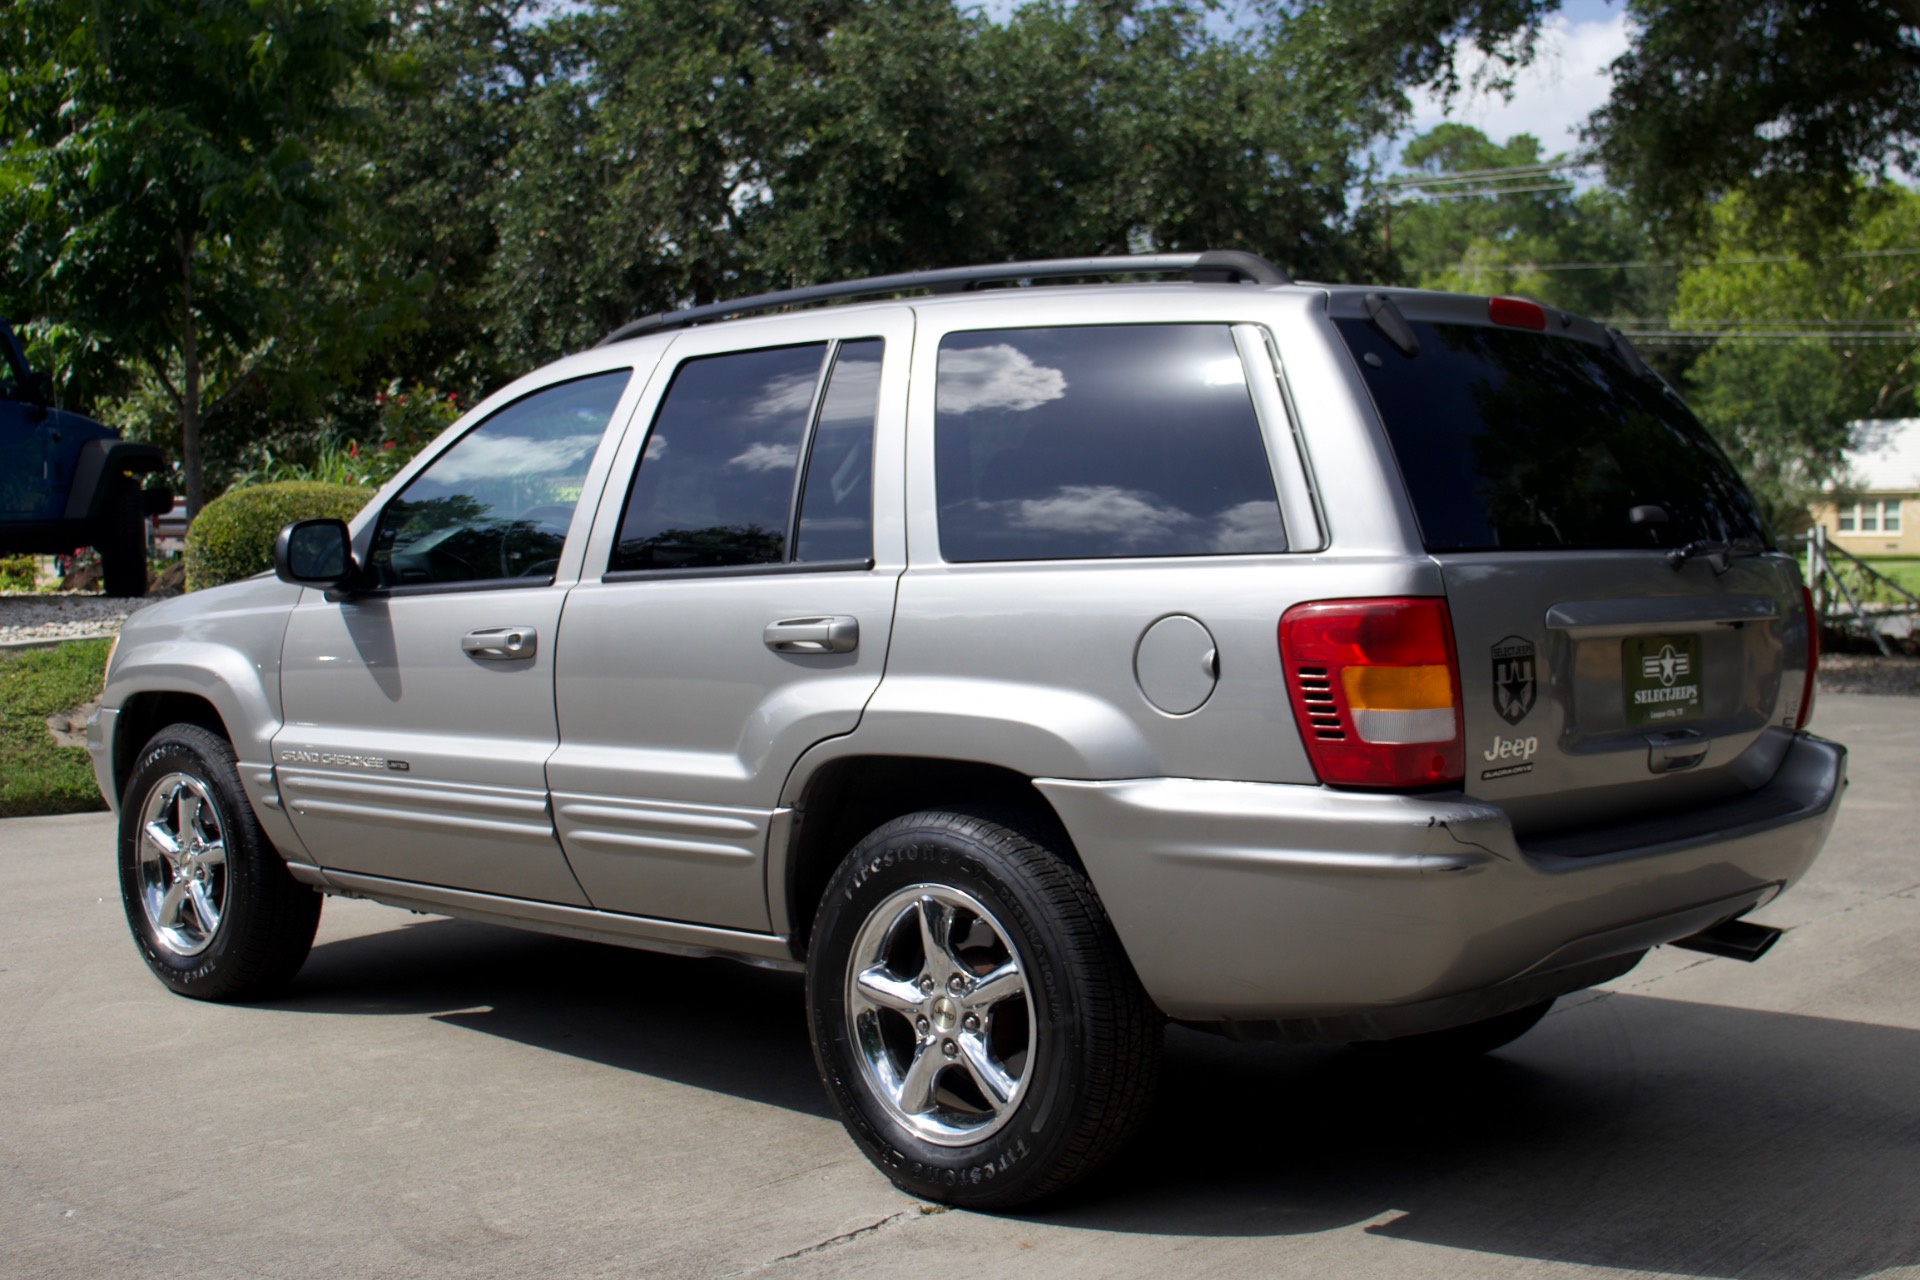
{"left": 934, "top": 324, "right": 1286, "bottom": 562}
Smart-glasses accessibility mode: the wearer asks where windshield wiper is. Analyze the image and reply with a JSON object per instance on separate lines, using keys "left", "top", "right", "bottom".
{"left": 1667, "top": 538, "right": 1766, "bottom": 574}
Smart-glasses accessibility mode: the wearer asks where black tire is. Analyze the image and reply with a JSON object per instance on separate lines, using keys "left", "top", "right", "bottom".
{"left": 806, "top": 810, "right": 1161, "bottom": 1210}
{"left": 97, "top": 476, "right": 148, "bottom": 598}
{"left": 118, "top": 724, "right": 321, "bottom": 1000}
{"left": 1353, "top": 999, "right": 1554, "bottom": 1061}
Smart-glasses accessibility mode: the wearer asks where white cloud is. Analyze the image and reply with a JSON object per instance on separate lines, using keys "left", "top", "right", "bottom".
{"left": 424, "top": 433, "right": 601, "bottom": 484}
{"left": 747, "top": 370, "right": 819, "bottom": 421}
{"left": 1212, "top": 499, "right": 1287, "bottom": 551}
{"left": 1404, "top": 8, "right": 1629, "bottom": 156}
{"left": 820, "top": 357, "right": 882, "bottom": 423}
{"left": 1011, "top": 485, "right": 1193, "bottom": 539}
{"left": 937, "top": 344, "right": 1068, "bottom": 415}
{"left": 727, "top": 440, "right": 797, "bottom": 473}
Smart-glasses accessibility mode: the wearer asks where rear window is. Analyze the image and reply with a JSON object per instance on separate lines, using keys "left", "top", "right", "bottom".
{"left": 1337, "top": 319, "right": 1770, "bottom": 551}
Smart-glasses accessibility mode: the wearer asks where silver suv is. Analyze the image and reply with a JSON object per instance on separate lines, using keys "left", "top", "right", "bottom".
{"left": 91, "top": 252, "right": 1845, "bottom": 1208}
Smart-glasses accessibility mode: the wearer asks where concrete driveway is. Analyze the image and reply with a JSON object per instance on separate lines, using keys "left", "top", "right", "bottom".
{"left": 4, "top": 695, "right": 1916, "bottom": 1279}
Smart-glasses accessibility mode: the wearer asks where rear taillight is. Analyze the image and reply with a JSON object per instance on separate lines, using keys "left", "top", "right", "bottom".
{"left": 1279, "top": 597, "right": 1464, "bottom": 788}
{"left": 1797, "top": 581, "right": 1818, "bottom": 730}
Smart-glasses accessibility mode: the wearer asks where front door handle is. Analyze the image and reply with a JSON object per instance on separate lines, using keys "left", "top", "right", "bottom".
{"left": 764, "top": 616, "right": 859, "bottom": 654}
{"left": 462, "top": 626, "right": 538, "bottom": 661}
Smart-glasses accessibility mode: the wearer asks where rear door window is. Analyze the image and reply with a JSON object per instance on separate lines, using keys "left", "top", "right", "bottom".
{"left": 1336, "top": 319, "right": 1770, "bottom": 551}
{"left": 934, "top": 325, "right": 1286, "bottom": 562}
{"left": 610, "top": 339, "right": 882, "bottom": 573}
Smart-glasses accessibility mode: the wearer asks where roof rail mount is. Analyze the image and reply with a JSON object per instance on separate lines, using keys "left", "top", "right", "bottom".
{"left": 596, "top": 250, "right": 1290, "bottom": 347}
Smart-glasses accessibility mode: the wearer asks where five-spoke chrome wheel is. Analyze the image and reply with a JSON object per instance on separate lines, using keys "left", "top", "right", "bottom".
{"left": 845, "top": 884, "right": 1035, "bottom": 1145}
{"left": 133, "top": 772, "right": 229, "bottom": 957}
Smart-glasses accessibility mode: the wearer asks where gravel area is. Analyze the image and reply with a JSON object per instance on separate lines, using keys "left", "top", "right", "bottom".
{"left": 0, "top": 592, "right": 164, "bottom": 646}
{"left": 1817, "top": 653, "right": 1920, "bottom": 698}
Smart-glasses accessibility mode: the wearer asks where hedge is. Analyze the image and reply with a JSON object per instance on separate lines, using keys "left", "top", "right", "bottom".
{"left": 184, "top": 481, "right": 368, "bottom": 592}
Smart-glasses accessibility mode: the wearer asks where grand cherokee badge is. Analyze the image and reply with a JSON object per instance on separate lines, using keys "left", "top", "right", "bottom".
{"left": 1492, "top": 635, "right": 1536, "bottom": 725}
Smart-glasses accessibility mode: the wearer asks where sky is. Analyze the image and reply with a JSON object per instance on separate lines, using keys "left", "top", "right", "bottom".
{"left": 1401, "top": 0, "right": 1627, "bottom": 162}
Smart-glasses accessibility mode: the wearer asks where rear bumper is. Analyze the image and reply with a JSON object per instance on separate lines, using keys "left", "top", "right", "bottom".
{"left": 1037, "top": 731, "right": 1846, "bottom": 1029}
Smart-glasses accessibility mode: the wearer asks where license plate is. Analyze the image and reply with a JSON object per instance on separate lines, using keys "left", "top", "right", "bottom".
{"left": 1623, "top": 634, "right": 1703, "bottom": 726}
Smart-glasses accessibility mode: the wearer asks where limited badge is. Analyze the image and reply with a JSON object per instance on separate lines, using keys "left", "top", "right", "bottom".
{"left": 1491, "top": 635, "right": 1537, "bottom": 725}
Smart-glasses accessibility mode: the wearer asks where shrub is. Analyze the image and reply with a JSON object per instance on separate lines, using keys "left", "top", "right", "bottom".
{"left": 184, "top": 482, "right": 368, "bottom": 592}
{"left": 0, "top": 554, "right": 39, "bottom": 592}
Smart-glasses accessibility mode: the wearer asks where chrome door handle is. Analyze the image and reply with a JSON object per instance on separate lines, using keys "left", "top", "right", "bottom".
{"left": 462, "top": 626, "right": 538, "bottom": 660}
{"left": 763, "top": 616, "right": 859, "bottom": 654}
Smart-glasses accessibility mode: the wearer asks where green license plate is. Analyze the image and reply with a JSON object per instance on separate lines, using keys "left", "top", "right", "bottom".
{"left": 1623, "top": 634, "right": 1703, "bottom": 726}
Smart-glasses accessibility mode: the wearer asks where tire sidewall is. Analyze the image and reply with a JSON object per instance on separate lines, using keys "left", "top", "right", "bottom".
{"left": 807, "top": 818, "right": 1088, "bottom": 1204}
{"left": 118, "top": 729, "right": 259, "bottom": 995}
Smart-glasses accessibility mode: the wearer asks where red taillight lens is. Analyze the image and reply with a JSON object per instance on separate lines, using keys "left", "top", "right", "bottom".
{"left": 1489, "top": 296, "right": 1548, "bottom": 331}
{"left": 1797, "top": 580, "right": 1818, "bottom": 730}
{"left": 1279, "top": 597, "right": 1465, "bottom": 788}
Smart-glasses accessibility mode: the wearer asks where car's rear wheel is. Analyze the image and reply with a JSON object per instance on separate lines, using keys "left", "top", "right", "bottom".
{"left": 119, "top": 724, "right": 321, "bottom": 1000}
{"left": 806, "top": 810, "right": 1161, "bottom": 1209}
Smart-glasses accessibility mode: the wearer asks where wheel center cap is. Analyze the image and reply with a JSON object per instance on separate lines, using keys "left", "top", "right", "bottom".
{"left": 930, "top": 995, "right": 960, "bottom": 1033}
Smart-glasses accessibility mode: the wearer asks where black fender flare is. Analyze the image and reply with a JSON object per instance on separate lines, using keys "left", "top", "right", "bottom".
{"left": 62, "top": 439, "right": 171, "bottom": 521}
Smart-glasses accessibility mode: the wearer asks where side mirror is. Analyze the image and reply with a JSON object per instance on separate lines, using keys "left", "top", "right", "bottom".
{"left": 274, "top": 518, "right": 357, "bottom": 594}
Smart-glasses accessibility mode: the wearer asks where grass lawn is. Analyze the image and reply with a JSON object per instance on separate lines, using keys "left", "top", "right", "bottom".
{"left": 1862, "top": 558, "right": 1920, "bottom": 595}
{"left": 0, "top": 639, "right": 111, "bottom": 818}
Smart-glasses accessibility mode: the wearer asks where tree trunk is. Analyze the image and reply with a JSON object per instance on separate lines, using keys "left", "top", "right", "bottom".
{"left": 179, "top": 234, "right": 203, "bottom": 519}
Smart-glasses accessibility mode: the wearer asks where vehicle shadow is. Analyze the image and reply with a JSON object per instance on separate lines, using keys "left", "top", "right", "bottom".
{"left": 278, "top": 916, "right": 1920, "bottom": 1279}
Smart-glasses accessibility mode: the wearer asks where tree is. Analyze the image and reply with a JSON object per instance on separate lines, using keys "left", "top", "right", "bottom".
{"left": 1590, "top": 0, "right": 1920, "bottom": 236}
{"left": 1387, "top": 125, "right": 1675, "bottom": 329}
{"left": 0, "top": 0, "right": 403, "bottom": 515}
{"left": 1300, "top": 0, "right": 1920, "bottom": 231}
{"left": 1673, "top": 186, "right": 1920, "bottom": 529}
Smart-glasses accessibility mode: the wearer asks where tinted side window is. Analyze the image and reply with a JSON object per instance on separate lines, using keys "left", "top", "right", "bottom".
{"left": 934, "top": 325, "right": 1286, "bottom": 562}
{"left": 610, "top": 339, "right": 883, "bottom": 572}
{"left": 795, "top": 339, "right": 882, "bottom": 563}
{"left": 370, "top": 370, "right": 628, "bottom": 588}
{"left": 610, "top": 344, "right": 826, "bottom": 571}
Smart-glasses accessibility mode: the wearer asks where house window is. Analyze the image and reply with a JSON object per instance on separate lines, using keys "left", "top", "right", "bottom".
{"left": 1835, "top": 500, "right": 1903, "bottom": 535}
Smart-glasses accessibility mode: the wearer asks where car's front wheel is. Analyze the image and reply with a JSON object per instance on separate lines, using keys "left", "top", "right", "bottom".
{"left": 806, "top": 810, "right": 1161, "bottom": 1209}
{"left": 118, "top": 724, "right": 321, "bottom": 1000}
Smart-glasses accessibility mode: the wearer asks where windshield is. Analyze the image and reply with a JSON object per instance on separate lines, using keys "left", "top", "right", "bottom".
{"left": 1337, "top": 318, "right": 1771, "bottom": 552}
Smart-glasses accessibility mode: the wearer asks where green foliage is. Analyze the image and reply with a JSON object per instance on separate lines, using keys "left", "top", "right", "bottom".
{"left": 183, "top": 481, "right": 368, "bottom": 591}
{"left": 1592, "top": 0, "right": 1920, "bottom": 236}
{"left": 0, "top": 638, "right": 111, "bottom": 818}
{"left": 234, "top": 383, "right": 460, "bottom": 488}
{"left": 1674, "top": 187, "right": 1920, "bottom": 530}
{"left": 0, "top": 0, "right": 420, "bottom": 513}
{"left": 0, "top": 555, "right": 40, "bottom": 592}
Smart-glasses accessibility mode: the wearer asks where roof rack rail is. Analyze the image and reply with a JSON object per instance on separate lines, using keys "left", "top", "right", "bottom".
{"left": 595, "top": 250, "right": 1289, "bottom": 347}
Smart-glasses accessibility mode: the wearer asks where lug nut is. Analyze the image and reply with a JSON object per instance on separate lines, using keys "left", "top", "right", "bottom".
{"left": 947, "top": 975, "right": 966, "bottom": 994}
{"left": 915, "top": 1017, "right": 930, "bottom": 1035}
{"left": 919, "top": 977, "right": 935, "bottom": 995}
{"left": 942, "top": 1040, "right": 958, "bottom": 1058}
{"left": 963, "top": 1014, "right": 980, "bottom": 1032}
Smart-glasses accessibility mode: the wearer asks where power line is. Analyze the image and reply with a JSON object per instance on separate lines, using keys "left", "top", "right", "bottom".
{"left": 1380, "top": 160, "right": 1596, "bottom": 188}
{"left": 1396, "top": 181, "right": 1577, "bottom": 202}
{"left": 1436, "top": 247, "right": 1920, "bottom": 272}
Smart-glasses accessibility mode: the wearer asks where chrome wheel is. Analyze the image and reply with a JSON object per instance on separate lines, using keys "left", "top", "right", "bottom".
{"left": 134, "top": 772, "right": 228, "bottom": 958}
{"left": 845, "top": 883, "right": 1035, "bottom": 1146}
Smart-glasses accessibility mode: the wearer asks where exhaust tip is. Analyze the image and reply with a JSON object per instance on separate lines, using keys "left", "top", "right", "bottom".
{"left": 1670, "top": 917, "right": 1785, "bottom": 963}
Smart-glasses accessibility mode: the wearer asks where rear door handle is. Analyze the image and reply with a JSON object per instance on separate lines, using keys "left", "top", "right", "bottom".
{"left": 764, "top": 616, "right": 859, "bottom": 654}
{"left": 462, "top": 626, "right": 538, "bottom": 660}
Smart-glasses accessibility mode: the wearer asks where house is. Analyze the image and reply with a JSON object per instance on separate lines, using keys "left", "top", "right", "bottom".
{"left": 1806, "top": 419, "right": 1920, "bottom": 555}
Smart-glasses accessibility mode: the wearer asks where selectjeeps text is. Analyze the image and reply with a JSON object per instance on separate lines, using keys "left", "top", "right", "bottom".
{"left": 91, "top": 252, "right": 1845, "bottom": 1208}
